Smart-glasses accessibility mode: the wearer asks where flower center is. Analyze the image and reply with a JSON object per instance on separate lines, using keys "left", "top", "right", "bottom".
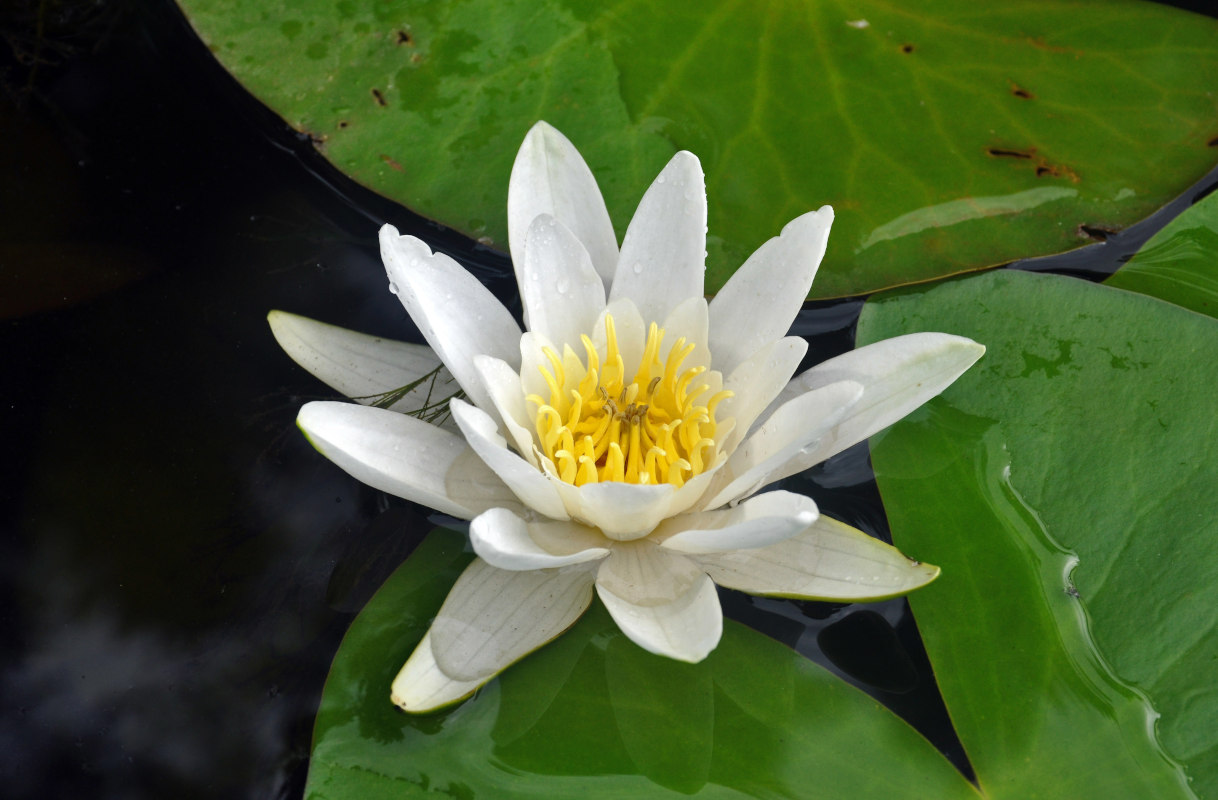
{"left": 526, "top": 314, "right": 732, "bottom": 487}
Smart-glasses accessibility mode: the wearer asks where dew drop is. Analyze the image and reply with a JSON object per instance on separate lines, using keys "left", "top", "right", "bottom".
{"left": 388, "top": 281, "right": 399, "bottom": 295}
{"left": 632, "top": 261, "right": 644, "bottom": 274}
{"left": 556, "top": 277, "right": 570, "bottom": 294}
{"left": 656, "top": 175, "right": 666, "bottom": 184}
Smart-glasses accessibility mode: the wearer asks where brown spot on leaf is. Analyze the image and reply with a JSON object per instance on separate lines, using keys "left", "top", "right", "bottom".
{"left": 371, "top": 88, "right": 387, "bottom": 107}
{"left": 987, "top": 147, "right": 1033, "bottom": 159}
{"left": 1078, "top": 224, "right": 1119, "bottom": 241}
{"left": 987, "top": 145, "right": 1080, "bottom": 182}
{"left": 395, "top": 30, "right": 413, "bottom": 46}
{"left": 900, "top": 43, "right": 914, "bottom": 54}
{"left": 380, "top": 154, "right": 404, "bottom": 172}
{"left": 337, "top": 120, "right": 349, "bottom": 129}
{"left": 1207, "top": 135, "right": 1218, "bottom": 147}
{"left": 1010, "top": 83, "right": 1034, "bottom": 99}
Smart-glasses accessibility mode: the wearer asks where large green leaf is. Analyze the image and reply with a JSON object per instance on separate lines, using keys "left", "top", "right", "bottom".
{"left": 1106, "top": 189, "right": 1218, "bottom": 318}
{"left": 859, "top": 269, "right": 1218, "bottom": 799}
{"left": 178, "top": 0, "right": 1218, "bottom": 297}
{"left": 305, "top": 528, "right": 980, "bottom": 799}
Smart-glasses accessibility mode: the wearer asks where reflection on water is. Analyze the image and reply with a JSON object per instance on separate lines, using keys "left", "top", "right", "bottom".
{"left": 857, "top": 187, "right": 1078, "bottom": 252}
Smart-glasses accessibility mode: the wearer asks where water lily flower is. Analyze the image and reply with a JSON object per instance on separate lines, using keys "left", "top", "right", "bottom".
{"left": 270, "top": 122, "right": 984, "bottom": 713}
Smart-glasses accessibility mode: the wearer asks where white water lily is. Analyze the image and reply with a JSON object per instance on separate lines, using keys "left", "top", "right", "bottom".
{"left": 270, "top": 122, "right": 984, "bottom": 713}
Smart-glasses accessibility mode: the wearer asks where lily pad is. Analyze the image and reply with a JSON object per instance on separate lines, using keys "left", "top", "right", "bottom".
{"left": 859, "top": 269, "right": 1218, "bottom": 799}
{"left": 305, "top": 528, "right": 980, "bottom": 799}
{"left": 177, "top": 0, "right": 1218, "bottom": 297}
{"left": 1106, "top": 188, "right": 1218, "bottom": 318}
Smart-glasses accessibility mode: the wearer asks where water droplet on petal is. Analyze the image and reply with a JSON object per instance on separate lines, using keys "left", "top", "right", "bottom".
{"left": 388, "top": 281, "right": 399, "bottom": 295}
{"left": 632, "top": 261, "right": 643, "bottom": 274}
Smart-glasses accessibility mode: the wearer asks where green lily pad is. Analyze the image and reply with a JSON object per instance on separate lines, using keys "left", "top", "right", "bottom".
{"left": 177, "top": 0, "right": 1218, "bottom": 298}
{"left": 305, "top": 528, "right": 980, "bottom": 799}
{"left": 1106, "top": 188, "right": 1218, "bottom": 318}
{"left": 859, "top": 269, "right": 1218, "bottom": 799}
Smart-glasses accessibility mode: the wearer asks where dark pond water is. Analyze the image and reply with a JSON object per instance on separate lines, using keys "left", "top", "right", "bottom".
{"left": 3, "top": 1, "right": 1216, "bottom": 798}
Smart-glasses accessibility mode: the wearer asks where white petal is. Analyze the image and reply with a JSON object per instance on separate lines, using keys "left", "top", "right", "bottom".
{"left": 609, "top": 152, "right": 707, "bottom": 324}
{"left": 450, "top": 400, "right": 569, "bottom": 520}
{"left": 379, "top": 225, "right": 522, "bottom": 418}
{"left": 708, "top": 207, "right": 834, "bottom": 374}
{"left": 761, "top": 333, "right": 986, "bottom": 471}
{"left": 693, "top": 516, "right": 940, "bottom": 600}
{"left": 573, "top": 481, "right": 675, "bottom": 541}
{"left": 664, "top": 462, "right": 723, "bottom": 518}
{"left": 719, "top": 337, "right": 809, "bottom": 452}
{"left": 297, "top": 401, "right": 523, "bottom": 519}
{"left": 508, "top": 122, "right": 619, "bottom": 291}
{"left": 596, "top": 545, "right": 721, "bottom": 662}
{"left": 518, "top": 215, "right": 607, "bottom": 348}
{"left": 701, "top": 380, "right": 863, "bottom": 510}
{"left": 429, "top": 558, "right": 596, "bottom": 681}
{"left": 474, "top": 355, "right": 538, "bottom": 465}
{"left": 471, "top": 508, "right": 610, "bottom": 570}
{"left": 596, "top": 540, "right": 701, "bottom": 602}
{"left": 391, "top": 632, "right": 486, "bottom": 713}
{"left": 518, "top": 330, "right": 561, "bottom": 400}
{"left": 659, "top": 296, "right": 711, "bottom": 370}
{"left": 657, "top": 490, "right": 818, "bottom": 554}
{"left": 267, "top": 311, "right": 459, "bottom": 426}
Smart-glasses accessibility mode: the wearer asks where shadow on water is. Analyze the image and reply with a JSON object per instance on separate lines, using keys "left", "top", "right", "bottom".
{"left": 2, "top": 0, "right": 1216, "bottom": 797}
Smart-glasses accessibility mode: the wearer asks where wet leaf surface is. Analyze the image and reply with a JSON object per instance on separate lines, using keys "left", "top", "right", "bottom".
{"left": 177, "top": 0, "right": 1218, "bottom": 297}
{"left": 861, "top": 269, "right": 1218, "bottom": 799}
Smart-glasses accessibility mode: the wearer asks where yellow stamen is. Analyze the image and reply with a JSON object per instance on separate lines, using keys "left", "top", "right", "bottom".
{"left": 528, "top": 312, "right": 733, "bottom": 486}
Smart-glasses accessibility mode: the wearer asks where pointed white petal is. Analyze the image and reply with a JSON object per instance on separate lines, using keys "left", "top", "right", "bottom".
{"left": 708, "top": 207, "right": 834, "bottom": 374}
{"left": 719, "top": 337, "right": 808, "bottom": 453}
{"left": 379, "top": 225, "right": 522, "bottom": 418}
{"left": 596, "top": 544, "right": 721, "bottom": 662}
{"left": 659, "top": 296, "right": 711, "bottom": 370}
{"left": 702, "top": 381, "right": 863, "bottom": 510}
{"left": 693, "top": 516, "right": 940, "bottom": 601}
{"left": 429, "top": 558, "right": 596, "bottom": 681}
{"left": 297, "top": 401, "right": 522, "bottom": 519}
{"left": 474, "top": 355, "right": 538, "bottom": 465}
{"left": 471, "top": 508, "right": 610, "bottom": 571}
{"left": 609, "top": 152, "right": 706, "bottom": 324}
{"left": 657, "top": 490, "right": 818, "bottom": 554}
{"left": 573, "top": 481, "right": 674, "bottom": 541}
{"left": 450, "top": 400, "right": 569, "bottom": 520}
{"left": 519, "top": 215, "right": 607, "bottom": 348}
{"left": 391, "top": 632, "right": 486, "bottom": 713}
{"left": 518, "top": 330, "right": 561, "bottom": 400}
{"left": 761, "top": 333, "right": 986, "bottom": 471}
{"left": 508, "top": 121, "right": 619, "bottom": 290}
{"left": 267, "top": 311, "right": 459, "bottom": 426}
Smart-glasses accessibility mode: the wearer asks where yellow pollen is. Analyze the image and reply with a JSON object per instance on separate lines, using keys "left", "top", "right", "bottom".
{"left": 526, "top": 313, "right": 733, "bottom": 487}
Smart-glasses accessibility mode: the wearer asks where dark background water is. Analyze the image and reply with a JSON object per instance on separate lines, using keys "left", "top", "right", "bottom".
{"left": 3, "top": 1, "right": 1216, "bottom": 798}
